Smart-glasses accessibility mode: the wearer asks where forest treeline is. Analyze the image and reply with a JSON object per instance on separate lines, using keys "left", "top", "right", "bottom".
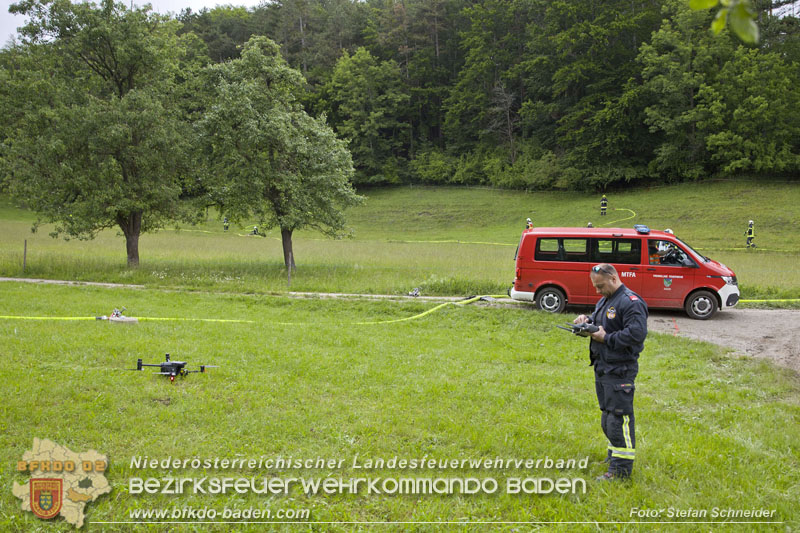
{"left": 173, "top": 0, "right": 800, "bottom": 189}
{"left": 4, "top": 0, "right": 800, "bottom": 190}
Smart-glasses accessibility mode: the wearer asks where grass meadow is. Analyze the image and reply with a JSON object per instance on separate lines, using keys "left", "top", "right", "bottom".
{"left": 0, "top": 181, "right": 799, "bottom": 530}
{"left": 0, "top": 283, "right": 798, "bottom": 531}
{"left": 1, "top": 180, "right": 799, "bottom": 299}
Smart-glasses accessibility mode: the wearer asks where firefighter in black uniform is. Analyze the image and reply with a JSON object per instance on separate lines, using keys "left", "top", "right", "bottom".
{"left": 744, "top": 220, "right": 755, "bottom": 248}
{"left": 600, "top": 195, "right": 608, "bottom": 216}
{"left": 574, "top": 263, "right": 648, "bottom": 480}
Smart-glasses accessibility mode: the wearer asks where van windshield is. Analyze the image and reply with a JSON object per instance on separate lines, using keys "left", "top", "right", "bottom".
{"left": 674, "top": 236, "right": 708, "bottom": 263}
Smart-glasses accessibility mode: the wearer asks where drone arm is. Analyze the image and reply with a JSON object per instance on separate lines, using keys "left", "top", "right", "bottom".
{"left": 186, "top": 365, "right": 217, "bottom": 374}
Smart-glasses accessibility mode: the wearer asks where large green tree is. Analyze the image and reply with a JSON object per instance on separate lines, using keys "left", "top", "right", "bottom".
{"left": 520, "top": 0, "right": 662, "bottom": 186}
{"left": 321, "top": 47, "right": 410, "bottom": 184}
{"left": 199, "top": 36, "right": 362, "bottom": 269}
{"left": 697, "top": 47, "right": 800, "bottom": 173}
{"left": 443, "top": 0, "right": 528, "bottom": 156}
{"left": 1, "top": 0, "right": 200, "bottom": 267}
{"left": 637, "top": 0, "right": 737, "bottom": 180}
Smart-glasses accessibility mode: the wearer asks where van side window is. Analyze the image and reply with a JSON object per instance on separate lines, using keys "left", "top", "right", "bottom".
{"left": 592, "top": 239, "right": 642, "bottom": 264}
{"left": 535, "top": 238, "right": 560, "bottom": 261}
{"left": 535, "top": 238, "right": 590, "bottom": 262}
{"left": 563, "top": 238, "right": 589, "bottom": 261}
{"left": 648, "top": 239, "right": 696, "bottom": 267}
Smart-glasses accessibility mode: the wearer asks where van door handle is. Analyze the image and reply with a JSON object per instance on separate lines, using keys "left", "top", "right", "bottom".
{"left": 629, "top": 267, "right": 639, "bottom": 271}
{"left": 647, "top": 268, "right": 656, "bottom": 271}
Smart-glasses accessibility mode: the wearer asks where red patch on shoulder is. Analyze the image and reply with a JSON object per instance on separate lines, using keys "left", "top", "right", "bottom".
{"left": 629, "top": 295, "right": 639, "bottom": 301}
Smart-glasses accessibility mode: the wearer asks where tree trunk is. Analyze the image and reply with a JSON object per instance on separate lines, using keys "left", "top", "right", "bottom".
{"left": 433, "top": 11, "right": 440, "bottom": 63}
{"left": 299, "top": 14, "right": 307, "bottom": 75}
{"left": 117, "top": 211, "right": 143, "bottom": 268}
{"left": 281, "top": 228, "right": 296, "bottom": 270}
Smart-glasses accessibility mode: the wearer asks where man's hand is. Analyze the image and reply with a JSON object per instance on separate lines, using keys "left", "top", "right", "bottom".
{"left": 590, "top": 326, "right": 607, "bottom": 343}
{"left": 574, "top": 314, "right": 590, "bottom": 325}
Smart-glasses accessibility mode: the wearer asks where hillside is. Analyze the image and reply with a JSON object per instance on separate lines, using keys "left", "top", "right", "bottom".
{"left": 1, "top": 180, "right": 798, "bottom": 299}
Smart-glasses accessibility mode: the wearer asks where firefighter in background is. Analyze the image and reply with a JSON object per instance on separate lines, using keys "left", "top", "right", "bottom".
{"left": 745, "top": 220, "right": 755, "bottom": 248}
{"left": 574, "top": 264, "right": 648, "bottom": 480}
{"left": 526, "top": 218, "right": 534, "bottom": 230}
{"left": 223, "top": 217, "right": 229, "bottom": 232}
{"left": 600, "top": 195, "right": 608, "bottom": 216}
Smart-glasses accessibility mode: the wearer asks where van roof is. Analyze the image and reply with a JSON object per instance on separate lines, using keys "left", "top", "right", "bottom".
{"left": 526, "top": 227, "right": 671, "bottom": 238}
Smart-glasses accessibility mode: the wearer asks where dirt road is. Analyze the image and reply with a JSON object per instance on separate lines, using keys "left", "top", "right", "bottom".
{"left": 648, "top": 308, "right": 800, "bottom": 373}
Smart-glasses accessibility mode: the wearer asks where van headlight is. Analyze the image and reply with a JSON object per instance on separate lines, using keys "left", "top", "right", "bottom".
{"left": 709, "top": 275, "right": 737, "bottom": 285}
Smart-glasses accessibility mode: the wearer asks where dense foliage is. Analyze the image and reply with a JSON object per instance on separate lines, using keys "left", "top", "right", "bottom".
{"left": 174, "top": 0, "right": 800, "bottom": 188}
{"left": 2, "top": 0, "right": 800, "bottom": 202}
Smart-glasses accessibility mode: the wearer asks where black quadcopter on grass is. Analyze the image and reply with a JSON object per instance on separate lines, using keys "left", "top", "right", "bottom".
{"left": 132, "top": 353, "right": 217, "bottom": 382}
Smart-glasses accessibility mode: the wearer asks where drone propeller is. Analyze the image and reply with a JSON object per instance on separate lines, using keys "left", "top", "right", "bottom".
{"left": 124, "top": 359, "right": 145, "bottom": 371}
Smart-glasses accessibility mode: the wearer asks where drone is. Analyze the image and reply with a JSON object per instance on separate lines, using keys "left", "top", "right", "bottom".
{"left": 132, "top": 353, "right": 217, "bottom": 382}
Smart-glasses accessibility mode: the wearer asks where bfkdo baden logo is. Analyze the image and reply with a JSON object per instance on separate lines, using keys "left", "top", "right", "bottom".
{"left": 13, "top": 438, "right": 111, "bottom": 528}
{"left": 30, "top": 478, "right": 63, "bottom": 519}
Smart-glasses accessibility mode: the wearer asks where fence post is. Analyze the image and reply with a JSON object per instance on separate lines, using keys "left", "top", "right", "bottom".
{"left": 23, "top": 240, "right": 27, "bottom": 273}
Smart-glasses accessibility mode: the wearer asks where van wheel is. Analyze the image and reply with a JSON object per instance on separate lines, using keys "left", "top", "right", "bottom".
{"left": 685, "top": 290, "right": 718, "bottom": 320}
{"left": 535, "top": 287, "right": 566, "bottom": 313}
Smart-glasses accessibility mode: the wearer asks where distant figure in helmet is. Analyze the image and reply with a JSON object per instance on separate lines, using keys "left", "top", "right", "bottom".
{"left": 664, "top": 228, "right": 673, "bottom": 235}
{"left": 744, "top": 220, "right": 755, "bottom": 248}
{"left": 223, "top": 217, "right": 229, "bottom": 232}
{"left": 526, "top": 218, "right": 534, "bottom": 230}
{"left": 252, "top": 225, "right": 260, "bottom": 236}
{"left": 587, "top": 222, "right": 594, "bottom": 228}
{"left": 600, "top": 195, "right": 608, "bottom": 216}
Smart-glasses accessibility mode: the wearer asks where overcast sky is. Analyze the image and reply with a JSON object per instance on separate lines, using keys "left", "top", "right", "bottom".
{"left": 1, "top": 0, "right": 262, "bottom": 46}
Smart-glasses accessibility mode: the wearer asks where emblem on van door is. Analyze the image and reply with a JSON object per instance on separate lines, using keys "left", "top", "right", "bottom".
{"left": 621, "top": 272, "right": 636, "bottom": 278}
{"left": 663, "top": 278, "right": 673, "bottom": 288}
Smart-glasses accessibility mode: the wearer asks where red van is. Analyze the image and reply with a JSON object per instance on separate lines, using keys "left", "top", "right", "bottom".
{"left": 510, "top": 225, "right": 739, "bottom": 319}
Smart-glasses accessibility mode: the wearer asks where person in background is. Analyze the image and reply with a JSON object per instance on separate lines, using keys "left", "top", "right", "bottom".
{"left": 745, "top": 220, "right": 755, "bottom": 248}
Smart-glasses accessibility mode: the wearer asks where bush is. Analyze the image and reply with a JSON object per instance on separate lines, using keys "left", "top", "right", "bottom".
{"left": 451, "top": 151, "right": 491, "bottom": 185}
{"left": 409, "top": 149, "right": 457, "bottom": 184}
